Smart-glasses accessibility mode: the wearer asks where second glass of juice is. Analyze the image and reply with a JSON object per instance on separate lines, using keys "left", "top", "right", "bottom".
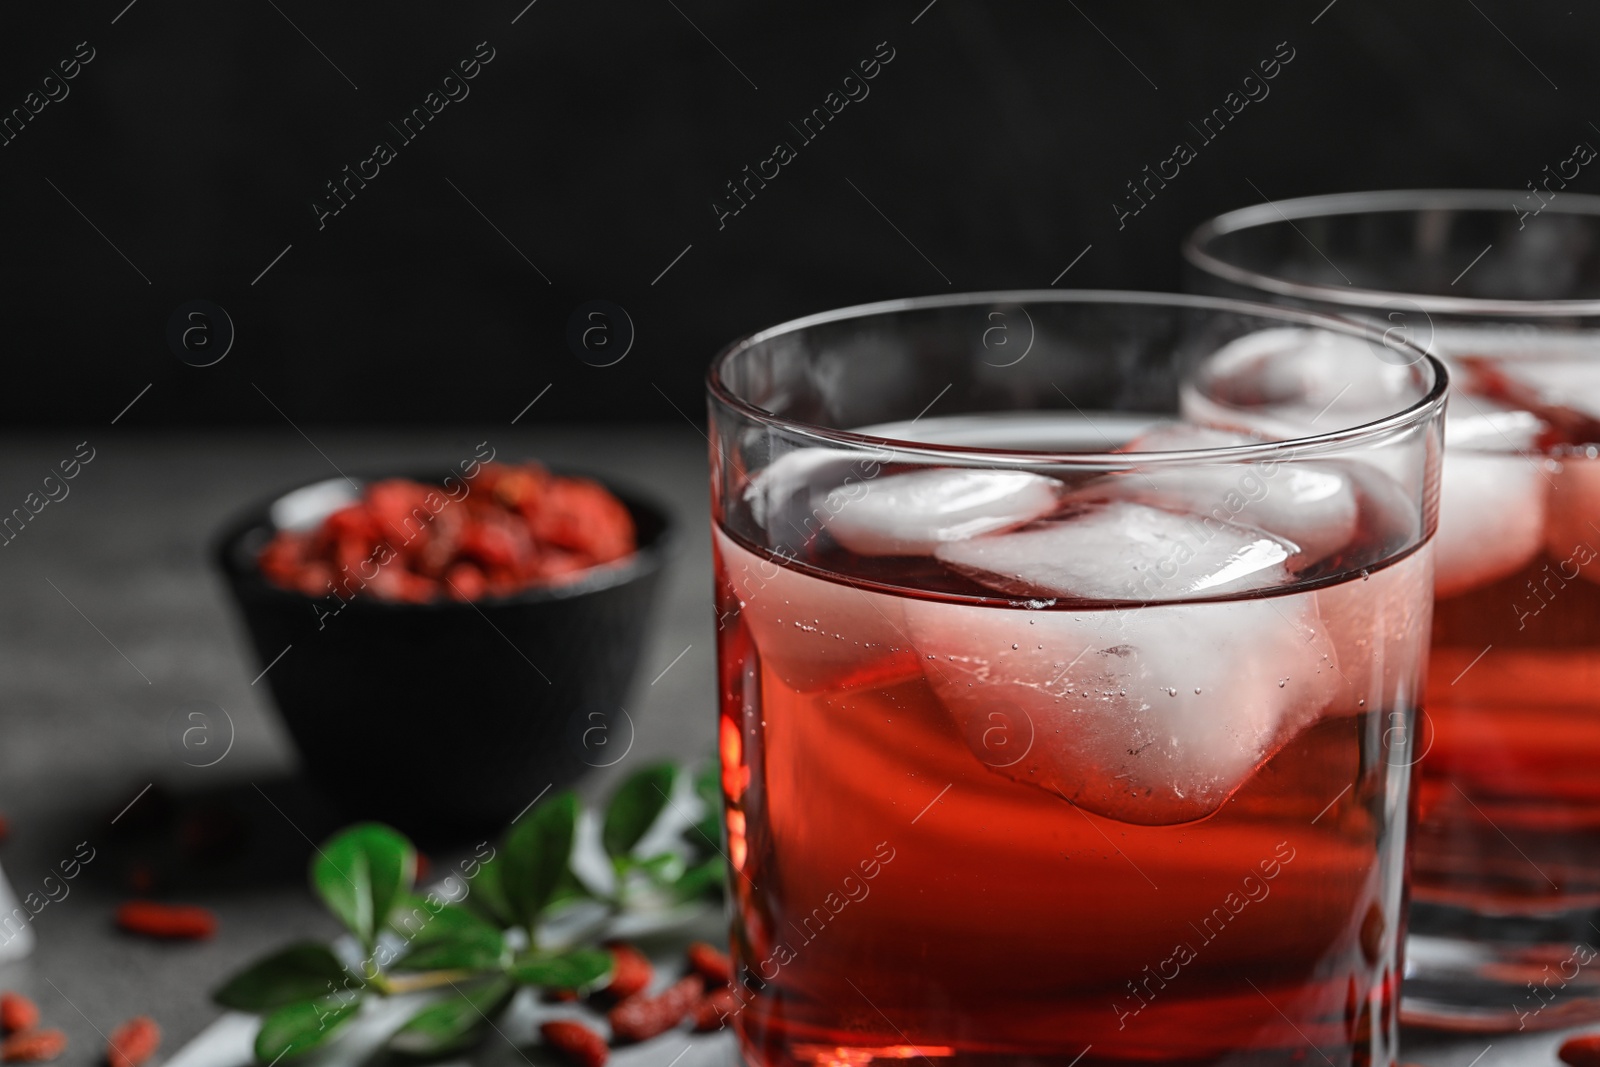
{"left": 707, "top": 292, "right": 1445, "bottom": 1067}
{"left": 1186, "top": 191, "right": 1600, "bottom": 1030}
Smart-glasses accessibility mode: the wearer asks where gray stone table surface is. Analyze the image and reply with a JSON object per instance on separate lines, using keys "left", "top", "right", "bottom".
{"left": 0, "top": 428, "right": 1578, "bottom": 1067}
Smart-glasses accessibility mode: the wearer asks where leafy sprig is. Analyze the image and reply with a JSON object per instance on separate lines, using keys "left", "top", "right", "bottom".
{"left": 214, "top": 761, "right": 724, "bottom": 1062}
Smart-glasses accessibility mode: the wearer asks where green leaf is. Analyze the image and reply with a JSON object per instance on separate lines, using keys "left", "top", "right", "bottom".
{"left": 505, "top": 948, "right": 613, "bottom": 991}
{"left": 255, "top": 996, "right": 361, "bottom": 1063}
{"left": 501, "top": 792, "right": 578, "bottom": 928}
{"left": 215, "top": 943, "right": 353, "bottom": 1012}
{"left": 545, "top": 867, "right": 596, "bottom": 912}
{"left": 387, "top": 979, "right": 515, "bottom": 1059}
{"left": 311, "top": 823, "right": 416, "bottom": 950}
{"left": 633, "top": 852, "right": 686, "bottom": 885}
{"left": 462, "top": 855, "right": 515, "bottom": 928}
{"left": 603, "top": 764, "right": 677, "bottom": 859}
{"left": 386, "top": 894, "right": 433, "bottom": 937}
{"left": 688, "top": 761, "right": 723, "bottom": 855}
{"left": 670, "top": 856, "right": 726, "bottom": 902}
{"left": 694, "top": 759, "right": 720, "bottom": 810}
{"left": 391, "top": 904, "right": 505, "bottom": 972}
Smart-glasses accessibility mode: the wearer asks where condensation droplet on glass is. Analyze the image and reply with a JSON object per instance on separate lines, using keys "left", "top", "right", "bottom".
{"left": 1278, "top": 677, "right": 1288, "bottom": 688}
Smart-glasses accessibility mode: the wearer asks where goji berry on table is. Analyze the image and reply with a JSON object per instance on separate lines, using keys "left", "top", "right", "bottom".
{"left": 608, "top": 976, "right": 703, "bottom": 1044}
{"left": 106, "top": 1017, "right": 160, "bottom": 1067}
{"left": 1, "top": 1029, "right": 65, "bottom": 1063}
{"left": 115, "top": 901, "right": 217, "bottom": 940}
{"left": 539, "top": 1021, "right": 607, "bottom": 1067}
{"left": 0, "top": 994, "right": 38, "bottom": 1034}
{"left": 600, "top": 943, "right": 652, "bottom": 1001}
{"left": 692, "top": 988, "right": 739, "bottom": 1032}
{"left": 1562, "top": 1033, "right": 1600, "bottom": 1067}
{"left": 686, "top": 942, "right": 732, "bottom": 987}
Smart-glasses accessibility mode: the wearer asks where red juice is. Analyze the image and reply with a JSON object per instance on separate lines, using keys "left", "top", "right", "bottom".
{"left": 712, "top": 450, "right": 1431, "bottom": 1067}
{"left": 1421, "top": 508, "right": 1600, "bottom": 910}
{"left": 1412, "top": 354, "right": 1600, "bottom": 916}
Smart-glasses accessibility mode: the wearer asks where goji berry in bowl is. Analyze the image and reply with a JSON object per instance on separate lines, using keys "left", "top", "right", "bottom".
{"left": 213, "top": 460, "right": 673, "bottom": 836}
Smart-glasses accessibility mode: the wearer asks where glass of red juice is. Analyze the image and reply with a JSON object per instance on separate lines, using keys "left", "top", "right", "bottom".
{"left": 1186, "top": 191, "right": 1600, "bottom": 1031}
{"left": 705, "top": 292, "right": 1446, "bottom": 1067}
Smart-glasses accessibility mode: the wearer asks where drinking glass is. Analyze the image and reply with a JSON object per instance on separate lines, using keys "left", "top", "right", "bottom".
{"left": 705, "top": 291, "right": 1445, "bottom": 1066}
{"left": 1185, "top": 189, "right": 1600, "bottom": 1031}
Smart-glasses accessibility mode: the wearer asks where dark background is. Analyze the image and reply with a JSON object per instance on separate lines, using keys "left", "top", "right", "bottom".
{"left": 0, "top": 0, "right": 1591, "bottom": 426}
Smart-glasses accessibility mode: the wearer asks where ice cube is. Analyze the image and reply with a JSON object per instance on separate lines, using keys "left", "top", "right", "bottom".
{"left": 714, "top": 527, "right": 914, "bottom": 693}
{"left": 935, "top": 500, "right": 1294, "bottom": 601}
{"left": 1443, "top": 393, "right": 1546, "bottom": 452}
{"left": 1073, "top": 462, "right": 1358, "bottom": 570}
{"left": 1181, "top": 328, "right": 1423, "bottom": 438}
{"left": 819, "top": 469, "right": 1063, "bottom": 557}
{"left": 743, "top": 447, "right": 871, "bottom": 533}
{"left": 1473, "top": 350, "right": 1600, "bottom": 424}
{"left": 1434, "top": 395, "right": 1551, "bottom": 598}
{"left": 1435, "top": 456, "right": 1548, "bottom": 598}
{"left": 1544, "top": 453, "right": 1600, "bottom": 580}
{"left": 1314, "top": 543, "right": 1433, "bottom": 719}
{"left": 903, "top": 590, "right": 1341, "bottom": 825}
{"left": 1112, "top": 425, "right": 1362, "bottom": 568}
{"left": 859, "top": 411, "right": 1166, "bottom": 450}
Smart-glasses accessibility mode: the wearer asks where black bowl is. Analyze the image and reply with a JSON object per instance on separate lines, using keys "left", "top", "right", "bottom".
{"left": 214, "top": 470, "right": 673, "bottom": 838}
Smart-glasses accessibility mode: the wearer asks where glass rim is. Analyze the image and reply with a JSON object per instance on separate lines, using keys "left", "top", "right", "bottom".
{"left": 706, "top": 289, "right": 1449, "bottom": 468}
{"left": 1184, "top": 188, "right": 1600, "bottom": 317}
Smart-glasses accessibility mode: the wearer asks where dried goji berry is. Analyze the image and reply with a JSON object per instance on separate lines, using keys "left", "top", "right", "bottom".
{"left": 692, "top": 988, "right": 739, "bottom": 1032}
{"left": 686, "top": 942, "right": 732, "bottom": 987}
{"left": 106, "top": 1017, "right": 160, "bottom": 1067}
{"left": 366, "top": 481, "right": 434, "bottom": 547}
{"left": 0, "top": 994, "right": 38, "bottom": 1034}
{"left": 532, "top": 479, "right": 635, "bottom": 564}
{"left": 256, "top": 464, "right": 636, "bottom": 604}
{"left": 539, "top": 1021, "right": 607, "bottom": 1067}
{"left": 601, "top": 943, "right": 652, "bottom": 1000}
{"left": 608, "top": 975, "right": 703, "bottom": 1044}
{"left": 444, "top": 563, "right": 486, "bottom": 601}
{"left": 1562, "top": 1034, "right": 1600, "bottom": 1067}
{"left": 2, "top": 1029, "right": 65, "bottom": 1063}
{"left": 115, "top": 901, "right": 217, "bottom": 940}
{"left": 458, "top": 523, "right": 521, "bottom": 571}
